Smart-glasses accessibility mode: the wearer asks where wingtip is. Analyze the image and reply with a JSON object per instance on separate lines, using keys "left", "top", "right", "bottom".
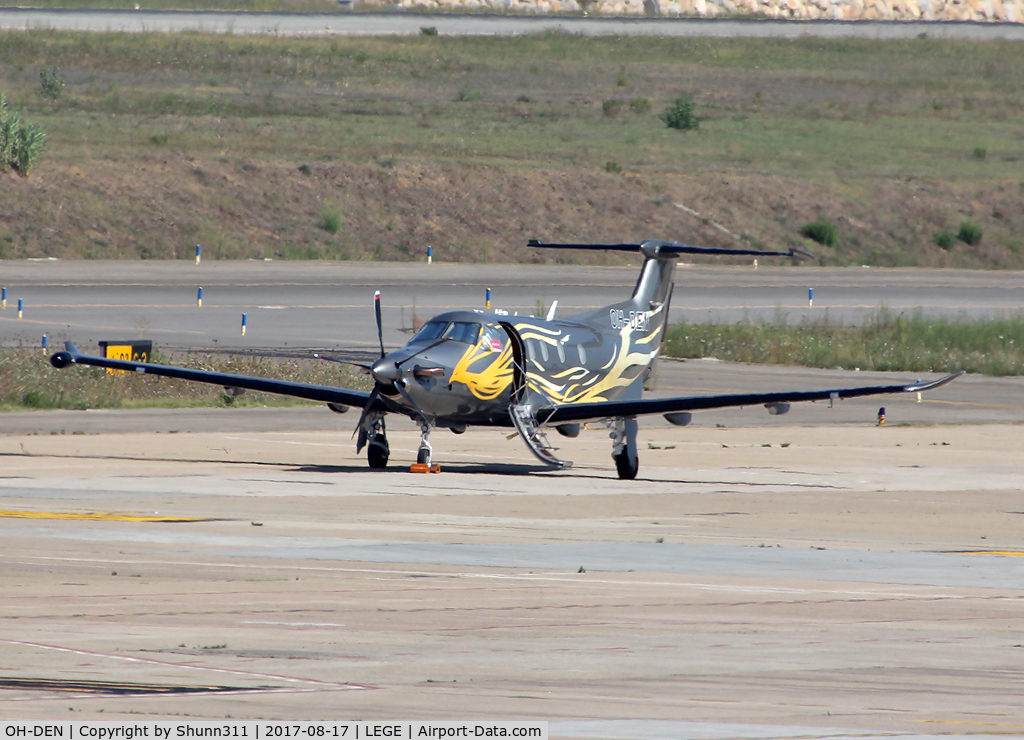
{"left": 904, "top": 370, "right": 964, "bottom": 393}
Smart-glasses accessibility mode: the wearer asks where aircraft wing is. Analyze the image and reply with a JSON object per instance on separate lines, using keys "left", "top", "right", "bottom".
{"left": 542, "top": 372, "right": 964, "bottom": 423}
{"left": 50, "top": 342, "right": 381, "bottom": 410}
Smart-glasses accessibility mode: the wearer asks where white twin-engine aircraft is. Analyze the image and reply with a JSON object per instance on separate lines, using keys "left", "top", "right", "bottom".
{"left": 51, "top": 240, "right": 961, "bottom": 478}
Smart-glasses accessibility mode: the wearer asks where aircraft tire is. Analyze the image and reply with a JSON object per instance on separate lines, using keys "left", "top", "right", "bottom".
{"left": 614, "top": 449, "right": 639, "bottom": 480}
{"left": 417, "top": 447, "right": 432, "bottom": 465}
{"left": 368, "top": 440, "right": 389, "bottom": 469}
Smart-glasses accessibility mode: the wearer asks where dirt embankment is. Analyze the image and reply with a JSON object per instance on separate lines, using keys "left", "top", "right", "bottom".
{"left": 3, "top": 158, "right": 1021, "bottom": 268}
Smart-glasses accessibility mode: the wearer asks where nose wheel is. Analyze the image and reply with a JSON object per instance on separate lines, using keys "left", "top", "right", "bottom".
{"left": 416, "top": 422, "right": 433, "bottom": 465}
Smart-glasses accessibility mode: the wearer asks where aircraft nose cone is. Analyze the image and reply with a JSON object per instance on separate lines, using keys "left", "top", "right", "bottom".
{"left": 370, "top": 358, "right": 400, "bottom": 385}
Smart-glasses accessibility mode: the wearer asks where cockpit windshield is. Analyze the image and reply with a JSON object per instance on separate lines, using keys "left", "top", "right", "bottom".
{"left": 411, "top": 320, "right": 482, "bottom": 345}
{"left": 412, "top": 320, "right": 449, "bottom": 342}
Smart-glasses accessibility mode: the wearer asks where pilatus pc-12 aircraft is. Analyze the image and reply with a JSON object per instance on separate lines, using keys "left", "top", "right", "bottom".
{"left": 50, "top": 240, "right": 961, "bottom": 479}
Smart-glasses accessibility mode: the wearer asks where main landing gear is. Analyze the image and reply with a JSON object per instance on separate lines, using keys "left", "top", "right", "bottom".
{"left": 610, "top": 417, "right": 639, "bottom": 480}
{"left": 360, "top": 412, "right": 390, "bottom": 469}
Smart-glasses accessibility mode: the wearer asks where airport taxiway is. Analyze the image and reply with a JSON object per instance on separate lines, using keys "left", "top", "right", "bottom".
{"left": 1, "top": 412, "right": 1023, "bottom": 736}
{"left": 3, "top": 261, "right": 1024, "bottom": 353}
{"left": 2, "top": 260, "right": 1023, "bottom": 735}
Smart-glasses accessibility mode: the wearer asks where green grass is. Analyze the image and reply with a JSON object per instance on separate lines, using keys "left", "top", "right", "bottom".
{"left": 663, "top": 311, "right": 1024, "bottom": 376}
{"left": 2, "top": 31, "right": 1023, "bottom": 265}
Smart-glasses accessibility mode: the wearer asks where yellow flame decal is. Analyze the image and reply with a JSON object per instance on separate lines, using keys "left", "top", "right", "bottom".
{"left": 449, "top": 341, "right": 515, "bottom": 401}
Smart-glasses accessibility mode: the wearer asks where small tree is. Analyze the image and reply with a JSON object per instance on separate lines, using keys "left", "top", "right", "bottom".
{"left": 957, "top": 220, "right": 983, "bottom": 246}
{"left": 663, "top": 97, "right": 699, "bottom": 130}
{"left": 0, "top": 95, "right": 17, "bottom": 171}
{"left": 0, "top": 92, "right": 47, "bottom": 176}
{"left": 39, "top": 68, "right": 66, "bottom": 100}
{"left": 12, "top": 122, "right": 46, "bottom": 176}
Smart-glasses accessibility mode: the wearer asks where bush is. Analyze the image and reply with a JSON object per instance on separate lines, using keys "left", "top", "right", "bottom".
{"left": 972, "top": 146, "right": 987, "bottom": 160}
{"left": 957, "top": 220, "right": 983, "bottom": 245}
{"left": 12, "top": 123, "right": 46, "bottom": 176}
{"left": 800, "top": 218, "right": 838, "bottom": 247}
{"left": 39, "top": 68, "right": 66, "bottom": 100}
{"left": 605, "top": 161, "right": 621, "bottom": 173}
{"left": 629, "top": 97, "right": 651, "bottom": 114}
{"left": 0, "top": 93, "right": 46, "bottom": 177}
{"left": 935, "top": 231, "right": 955, "bottom": 250}
{"left": 320, "top": 208, "right": 342, "bottom": 234}
{"left": 602, "top": 99, "right": 622, "bottom": 117}
{"left": 662, "top": 97, "right": 699, "bottom": 130}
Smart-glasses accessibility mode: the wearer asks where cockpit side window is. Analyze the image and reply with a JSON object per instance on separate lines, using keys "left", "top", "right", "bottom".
{"left": 443, "top": 322, "right": 481, "bottom": 345}
{"left": 413, "top": 321, "right": 449, "bottom": 342}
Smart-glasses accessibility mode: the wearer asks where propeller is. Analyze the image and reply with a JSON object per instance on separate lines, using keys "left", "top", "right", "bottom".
{"left": 354, "top": 291, "right": 389, "bottom": 451}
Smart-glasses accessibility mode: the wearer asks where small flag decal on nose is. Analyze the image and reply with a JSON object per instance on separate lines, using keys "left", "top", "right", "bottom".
{"left": 491, "top": 338, "right": 502, "bottom": 352}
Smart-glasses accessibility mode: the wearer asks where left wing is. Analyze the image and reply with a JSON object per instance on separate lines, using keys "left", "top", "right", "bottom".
{"left": 50, "top": 342, "right": 383, "bottom": 411}
{"left": 543, "top": 372, "right": 964, "bottom": 423}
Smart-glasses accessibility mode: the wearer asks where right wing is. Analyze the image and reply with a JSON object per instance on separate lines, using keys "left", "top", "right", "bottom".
{"left": 50, "top": 342, "right": 382, "bottom": 411}
{"left": 543, "top": 372, "right": 964, "bottom": 423}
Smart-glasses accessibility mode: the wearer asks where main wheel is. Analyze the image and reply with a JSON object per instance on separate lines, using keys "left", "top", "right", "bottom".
{"left": 367, "top": 439, "right": 389, "bottom": 469}
{"left": 613, "top": 448, "right": 639, "bottom": 480}
{"left": 416, "top": 447, "right": 432, "bottom": 465}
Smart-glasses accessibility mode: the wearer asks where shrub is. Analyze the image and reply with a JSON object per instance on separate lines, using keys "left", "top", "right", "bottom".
{"left": 297, "top": 163, "right": 312, "bottom": 175}
{"left": 320, "top": 208, "right": 342, "bottom": 234}
{"left": 39, "top": 68, "right": 66, "bottom": 100}
{"left": 420, "top": 26, "right": 437, "bottom": 36}
{"left": 0, "top": 94, "right": 46, "bottom": 177}
{"left": 605, "top": 161, "right": 621, "bottom": 173}
{"left": 934, "top": 231, "right": 955, "bottom": 250}
{"left": 662, "top": 97, "right": 699, "bottom": 130}
{"left": 12, "top": 122, "right": 46, "bottom": 176}
{"left": 957, "top": 220, "right": 982, "bottom": 245}
{"left": 602, "top": 99, "right": 622, "bottom": 117}
{"left": 629, "top": 97, "right": 651, "bottom": 114}
{"left": 0, "top": 97, "right": 18, "bottom": 170}
{"left": 800, "top": 218, "right": 838, "bottom": 247}
{"left": 972, "top": 146, "right": 987, "bottom": 160}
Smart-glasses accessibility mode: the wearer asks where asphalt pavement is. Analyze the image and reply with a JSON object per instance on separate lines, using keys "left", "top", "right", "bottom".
{"left": 2, "top": 9, "right": 1024, "bottom": 39}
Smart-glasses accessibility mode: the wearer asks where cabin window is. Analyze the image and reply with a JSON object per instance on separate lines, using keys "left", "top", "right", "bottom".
{"left": 539, "top": 341, "right": 549, "bottom": 362}
{"left": 556, "top": 342, "right": 566, "bottom": 364}
{"left": 413, "top": 321, "right": 449, "bottom": 342}
{"left": 577, "top": 343, "right": 587, "bottom": 364}
{"left": 442, "top": 321, "right": 481, "bottom": 345}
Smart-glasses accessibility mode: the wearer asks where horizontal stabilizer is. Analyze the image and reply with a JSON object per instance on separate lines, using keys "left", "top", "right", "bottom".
{"left": 528, "top": 239, "right": 814, "bottom": 261}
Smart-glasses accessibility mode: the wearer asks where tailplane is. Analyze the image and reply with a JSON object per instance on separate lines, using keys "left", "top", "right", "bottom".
{"left": 527, "top": 239, "right": 813, "bottom": 310}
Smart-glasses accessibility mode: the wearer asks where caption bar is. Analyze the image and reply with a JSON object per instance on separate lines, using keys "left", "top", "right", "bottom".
{"left": 1, "top": 724, "right": 546, "bottom": 740}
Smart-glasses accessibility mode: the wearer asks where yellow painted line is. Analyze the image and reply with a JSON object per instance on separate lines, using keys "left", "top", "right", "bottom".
{"left": 947, "top": 550, "right": 1024, "bottom": 557}
{"left": 0, "top": 510, "right": 212, "bottom": 523}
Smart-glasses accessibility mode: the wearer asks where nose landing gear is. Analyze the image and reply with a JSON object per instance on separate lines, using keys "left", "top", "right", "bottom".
{"left": 416, "top": 422, "right": 434, "bottom": 465}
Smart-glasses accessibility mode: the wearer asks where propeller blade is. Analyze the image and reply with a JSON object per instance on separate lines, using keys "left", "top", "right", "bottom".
{"left": 353, "top": 385, "right": 381, "bottom": 449}
{"left": 394, "top": 380, "right": 428, "bottom": 423}
{"left": 395, "top": 337, "right": 450, "bottom": 368}
{"left": 313, "top": 353, "right": 372, "bottom": 372}
{"left": 374, "top": 290, "right": 384, "bottom": 359}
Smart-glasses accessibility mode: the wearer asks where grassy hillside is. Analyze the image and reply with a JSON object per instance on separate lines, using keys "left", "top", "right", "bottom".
{"left": 1, "top": 31, "right": 1022, "bottom": 266}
